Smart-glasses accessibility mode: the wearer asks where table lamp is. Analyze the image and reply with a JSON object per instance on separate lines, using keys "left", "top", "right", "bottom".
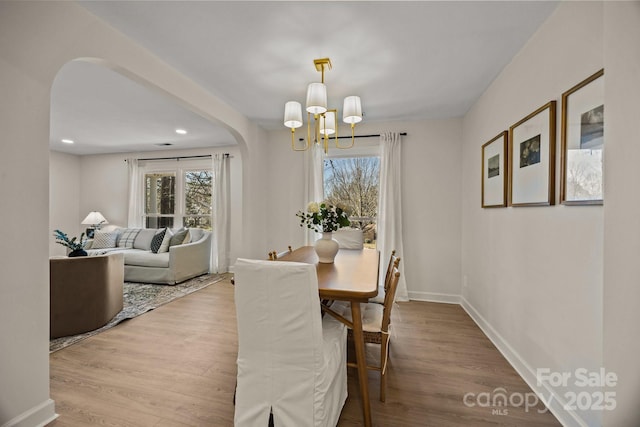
{"left": 81, "top": 211, "right": 108, "bottom": 238}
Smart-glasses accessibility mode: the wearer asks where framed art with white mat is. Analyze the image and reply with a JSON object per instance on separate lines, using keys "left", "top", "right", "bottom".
{"left": 560, "top": 69, "right": 604, "bottom": 205}
{"left": 481, "top": 131, "right": 508, "bottom": 208}
{"left": 508, "top": 101, "right": 556, "bottom": 206}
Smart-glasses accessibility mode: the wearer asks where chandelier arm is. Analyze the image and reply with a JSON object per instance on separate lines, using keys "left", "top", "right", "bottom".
{"left": 291, "top": 128, "right": 309, "bottom": 151}
{"left": 314, "top": 113, "right": 321, "bottom": 149}
{"left": 307, "top": 112, "right": 312, "bottom": 149}
{"left": 336, "top": 123, "right": 356, "bottom": 149}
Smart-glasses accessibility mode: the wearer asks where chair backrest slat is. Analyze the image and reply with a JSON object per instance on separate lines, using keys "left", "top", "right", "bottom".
{"left": 381, "top": 267, "right": 400, "bottom": 333}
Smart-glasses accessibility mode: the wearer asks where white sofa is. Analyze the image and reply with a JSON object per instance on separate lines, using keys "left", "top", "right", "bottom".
{"left": 85, "top": 227, "right": 212, "bottom": 285}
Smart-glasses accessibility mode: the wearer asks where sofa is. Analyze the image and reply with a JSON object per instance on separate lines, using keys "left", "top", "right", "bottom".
{"left": 85, "top": 227, "right": 212, "bottom": 285}
{"left": 50, "top": 253, "right": 124, "bottom": 338}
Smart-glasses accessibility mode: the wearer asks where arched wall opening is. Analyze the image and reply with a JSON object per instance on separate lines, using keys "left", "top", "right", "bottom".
{"left": 0, "top": 3, "right": 268, "bottom": 425}
{"left": 49, "top": 58, "right": 246, "bottom": 264}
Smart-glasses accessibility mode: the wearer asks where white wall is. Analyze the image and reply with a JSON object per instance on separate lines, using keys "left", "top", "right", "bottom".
{"left": 0, "top": 2, "right": 264, "bottom": 425}
{"left": 266, "top": 118, "right": 462, "bottom": 300}
{"left": 49, "top": 151, "right": 81, "bottom": 257}
{"left": 603, "top": 2, "right": 640, "bottom": 426}
{"left": 461, "top": 3, "right": 603, "bottom": 426}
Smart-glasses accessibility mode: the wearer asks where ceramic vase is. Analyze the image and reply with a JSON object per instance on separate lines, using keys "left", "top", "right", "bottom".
{"left": 314, "top": 232, "right": 339, "bottom": 263}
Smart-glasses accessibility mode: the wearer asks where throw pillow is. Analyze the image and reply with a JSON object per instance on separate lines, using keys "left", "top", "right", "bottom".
{"left": 133, "top": 229, "right": 157, "bottom": 251}
{"left": 158, "top": 228, "right": 174, "bottom": 253}
{"left": 169, "top": 228, "right": 189, "bottom": 247}
{"left": 150, "top": 228, "right": 166, "bottom": 254}
{"left": 91, "top": 231, "right": 118, "bottom": 249}
{"left": 117, "top": 228, "right": 141, "bottom": 248}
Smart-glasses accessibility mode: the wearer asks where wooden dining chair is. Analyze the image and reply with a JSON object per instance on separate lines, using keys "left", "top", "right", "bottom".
{"left": 332, "top": 266, "right": 401, "bottom": 402}
{"left": 369, "top": 250, "right": 400, "bottom": 305}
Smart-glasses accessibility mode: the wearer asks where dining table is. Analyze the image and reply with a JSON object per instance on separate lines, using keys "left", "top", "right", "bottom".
{"left": 278, "top": 246, "right": 380, "bottom": 427}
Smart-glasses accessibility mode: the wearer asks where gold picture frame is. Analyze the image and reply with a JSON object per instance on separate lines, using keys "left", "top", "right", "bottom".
{"left": 508, "top": 101, "right": 556, "bottom": 206}
{"left": 560, "top": 69, "right": 604, "bottom": 205}
{"left": 481, "top": 131, "right": 508, "bottom": 208}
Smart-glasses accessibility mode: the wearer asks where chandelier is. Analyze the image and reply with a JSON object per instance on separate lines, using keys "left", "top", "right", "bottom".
{"left": 283, "top": 58, "right": 363, "bottom": 153}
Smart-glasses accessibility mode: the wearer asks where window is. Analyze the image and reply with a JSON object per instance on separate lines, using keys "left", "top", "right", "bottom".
{"left": 142, "top": 161, "right": 212, "bottom": 230}
{"left": 323, "top": 156, "right": 380, "bottom": 247}
{"left": 183, "top": 170, "right": 212, "bottom": 229}
{"left": 145, "top": 172, "right": 176, "bottom": 228}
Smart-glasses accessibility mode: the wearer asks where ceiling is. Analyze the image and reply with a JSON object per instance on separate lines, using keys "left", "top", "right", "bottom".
{"left": 51, "top": 1, "right": 558, "bottom": 156}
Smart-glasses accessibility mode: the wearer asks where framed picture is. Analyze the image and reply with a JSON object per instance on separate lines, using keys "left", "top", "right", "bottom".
{"left": 508, "top": 101, "right": 556, "bottom": 206}
{"left": 560, "top": 69, "right": 604, "bottom": 205}
{"left": 481, "top": 131, "right": 508, "bottom": 208}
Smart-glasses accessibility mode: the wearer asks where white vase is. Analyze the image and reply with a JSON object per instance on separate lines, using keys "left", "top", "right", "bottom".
{"left": 314, "top": 232, "right": 339, "bottom": 263}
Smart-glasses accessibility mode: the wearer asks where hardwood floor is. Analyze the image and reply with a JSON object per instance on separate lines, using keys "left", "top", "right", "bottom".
{"left": 49, "top": 276, "right": 560, "bottom": 426}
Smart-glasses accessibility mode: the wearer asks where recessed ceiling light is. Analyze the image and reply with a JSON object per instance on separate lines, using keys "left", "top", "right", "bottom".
{"left": 61, "top": 139, "right": 74, "bottom": 144}
{"left": 175, "top": 128, "right": 187, "bottom": 135}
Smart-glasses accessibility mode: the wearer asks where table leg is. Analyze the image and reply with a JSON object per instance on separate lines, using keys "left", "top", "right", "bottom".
{"left": 350, "top": 301, "right": 372, "bottom": 427}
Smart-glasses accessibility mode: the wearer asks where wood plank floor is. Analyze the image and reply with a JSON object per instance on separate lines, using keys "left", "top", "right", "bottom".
{"left": 49, "top": 276, "right": 560, "bottom": 426}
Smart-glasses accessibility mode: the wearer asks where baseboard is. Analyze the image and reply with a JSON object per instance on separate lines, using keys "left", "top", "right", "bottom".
{"left": 460, "top": 297, "right": 588, "bottom": 427}
{"left": 408, "top": 290, "right": 460, "bottom": 304}
{"left": 1, "top": 399, "right": 57, "bottom": 427}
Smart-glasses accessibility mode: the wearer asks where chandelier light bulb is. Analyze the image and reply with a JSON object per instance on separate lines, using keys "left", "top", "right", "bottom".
{"left": 284, "top": 101, "right": 303, "bottom": 129}
{"left": 319, "top": 111, "right": 336, "bottom": 135}
{"left": 343, "top": 96, "right": 363, "bottom": 124}
{"left": 306, "top": 82, "right": 328, "bottom": 115}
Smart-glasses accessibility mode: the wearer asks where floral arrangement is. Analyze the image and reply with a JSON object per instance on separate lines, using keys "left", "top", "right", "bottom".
{"left": 296, "top": 201, "right": 350, "bottom": 233}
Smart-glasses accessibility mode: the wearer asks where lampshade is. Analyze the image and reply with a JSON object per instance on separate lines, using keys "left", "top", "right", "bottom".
{"left": 284, "top": 101, "right": 303, "bottom": 129}
{"left": 319, "top": 111, "right": 336, "bottom": 135}
{"left": 306, "top": 82, "right": 327, "bottom": 115}
{"left": 81, "top": 211, "right": 108, "bottom": 226}
{"left": 342, "top": 96, "right": 363, "bottom": 124}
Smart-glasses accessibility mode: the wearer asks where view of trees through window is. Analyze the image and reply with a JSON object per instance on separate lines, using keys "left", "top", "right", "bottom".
{"left": 144, "top": 169, "right": 212, "bottom": 230}
{"left": 324, "top": 157, "right": 380, "bottom": 247}
{"left": 145, "top": 172, "right": 176, "bottom": 229}
{"left": 183, "top": 170, "right": 212, "bottom": 229}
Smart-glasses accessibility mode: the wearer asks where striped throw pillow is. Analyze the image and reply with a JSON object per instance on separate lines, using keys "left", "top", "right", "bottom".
{"left": 117, "top": 228, "right": 141, "bottom": 248}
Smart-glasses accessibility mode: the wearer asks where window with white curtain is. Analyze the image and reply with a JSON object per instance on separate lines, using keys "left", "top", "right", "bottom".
{"left": 141, "top": 159, "right": 212, "bottom": 230}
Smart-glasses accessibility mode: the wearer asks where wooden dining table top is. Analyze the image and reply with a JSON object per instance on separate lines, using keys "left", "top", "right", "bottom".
{"left": 278, "top": 246, "right": 380, "bottom": 301}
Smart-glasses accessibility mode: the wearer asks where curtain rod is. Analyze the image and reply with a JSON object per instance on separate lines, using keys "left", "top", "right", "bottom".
{"left": 298, "top": 132, "right": 407, "bottom": 141}
{"left": 126, "top": 153, "right": 231, "bottom": 162}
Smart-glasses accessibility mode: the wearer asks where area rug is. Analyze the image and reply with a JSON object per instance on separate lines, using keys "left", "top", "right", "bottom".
{"left": 49, "top": 273, "right": 224, "bottom": 353}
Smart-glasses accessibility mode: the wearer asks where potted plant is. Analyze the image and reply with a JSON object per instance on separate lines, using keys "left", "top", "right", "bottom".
{"left": 53, "top": 229, "right": 88, "bottom": 257}
{"left": 296, "top": 202, "right": 350, "bottom": 263}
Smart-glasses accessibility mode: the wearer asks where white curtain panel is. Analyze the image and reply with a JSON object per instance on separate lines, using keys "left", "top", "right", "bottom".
{"left": 126, "top": 158, "right": 142, "bottom": 228}
{"left": 303, "top": 143, "right": 325, "bottom": 245}
{"left": 378, "top": 132, "right": 409, "bottom": 301}
{"left": 211, "top": 153, "right": 231, "bottom": 273}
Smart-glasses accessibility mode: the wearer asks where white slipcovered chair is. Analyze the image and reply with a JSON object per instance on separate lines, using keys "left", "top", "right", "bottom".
{"left": 233, "top": 258, "right": 348, "bottom": 427}
{"left": 333, "top": 228, "right": 364, "bottom": 249}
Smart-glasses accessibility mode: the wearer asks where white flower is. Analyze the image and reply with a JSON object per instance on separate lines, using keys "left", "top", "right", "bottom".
{"left": 307, "top": 201, "right": 320, "bottom": 213}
